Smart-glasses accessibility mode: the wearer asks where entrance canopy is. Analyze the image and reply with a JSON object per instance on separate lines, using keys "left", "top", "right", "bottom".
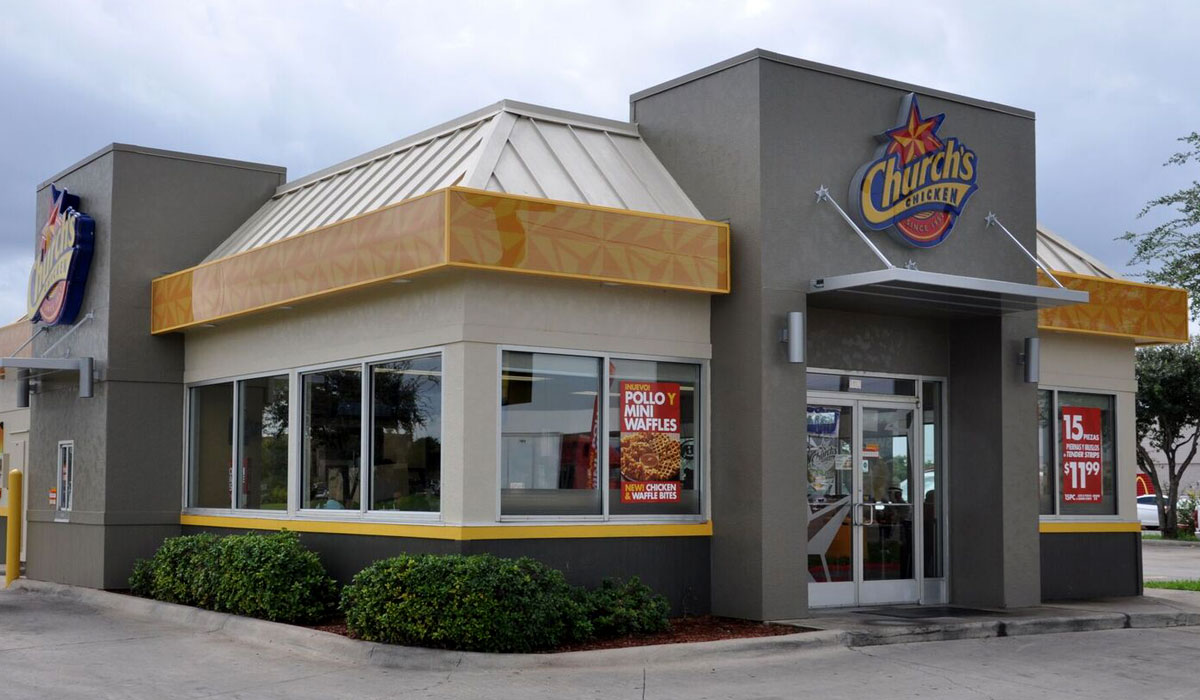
{"left": 809, "top": 267, "right": 1088, "bottom": 317}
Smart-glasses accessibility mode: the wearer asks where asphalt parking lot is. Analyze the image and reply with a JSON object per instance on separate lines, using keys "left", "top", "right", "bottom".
{"left": 1143, "top": 540, "right": 1200, "bottom": 581}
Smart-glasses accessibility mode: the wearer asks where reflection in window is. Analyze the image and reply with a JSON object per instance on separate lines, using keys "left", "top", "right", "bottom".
{"left": 189, "top": 383, "right": 233, "bottom": 508}
{"left": 303, "top": 367, "right": 362, "bottom": 510}
{"left": 238, "top": 376, "right": 289, "bottom": 510}
{"left": 371, "top": 356, "right": 442, "bottom": 512}
{"left": 608, "top": 360, "right": 701, "bottom": 516}
{"left": 501, "top": 352, "right": 602, "bottom": 516}
{"left": 922, "top": 380, "right": 943, "bottom": 578}
{"left": 1037, "top": 390, "right": 1054, "bottom": 515}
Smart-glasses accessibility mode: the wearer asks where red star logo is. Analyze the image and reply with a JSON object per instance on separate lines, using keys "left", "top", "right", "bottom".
{"left": 884, "top": 98, "right": 944, "bottom": 165}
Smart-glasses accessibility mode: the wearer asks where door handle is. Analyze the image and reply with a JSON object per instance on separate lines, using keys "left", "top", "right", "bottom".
{"left": 853, "top": 503, "right": 876, "bottom": 526}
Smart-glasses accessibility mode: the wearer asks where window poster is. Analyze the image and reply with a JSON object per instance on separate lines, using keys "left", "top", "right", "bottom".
{"left": 619, "top": 381, "right": 682, "bottom": 503}
{"left": 1061, "top": 406, "right": 1103, "bottom": 504}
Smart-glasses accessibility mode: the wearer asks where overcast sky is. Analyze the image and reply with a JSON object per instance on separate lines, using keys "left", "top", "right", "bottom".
{"left": 2, "top": 0, "right": 1198, "bottom": 324}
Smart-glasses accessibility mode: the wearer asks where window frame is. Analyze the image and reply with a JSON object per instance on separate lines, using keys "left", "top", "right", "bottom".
{"left": 56, "top": 440, "right": 74, "bottom": 515}
{"left": 495, "top": 344, "right": 710, "bottom": 524}
{"left": 182, "top": 347, "right": 445, "bottom": 523}
{"left": 1037, "top": 386, "right": 1120, "bottom": 519}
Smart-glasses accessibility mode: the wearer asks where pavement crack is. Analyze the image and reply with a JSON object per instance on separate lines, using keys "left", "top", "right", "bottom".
{"left": 847, "top": 645, "right": 997, "bottom": 699}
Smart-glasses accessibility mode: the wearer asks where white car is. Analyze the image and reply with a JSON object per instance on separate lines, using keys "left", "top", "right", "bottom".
{"left": 1138, "top": 494, "right": 1161, "bottom": 529}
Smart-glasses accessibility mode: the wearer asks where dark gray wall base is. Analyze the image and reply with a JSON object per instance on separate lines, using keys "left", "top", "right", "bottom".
{"left": 0, "top": 516, "right": 6, "bottom": 560}
{"left": 184, "top": 526, "right": 711, "bottom": 615}
{"left": 1040, "top": 532, "right": 1142, "bottom": 600}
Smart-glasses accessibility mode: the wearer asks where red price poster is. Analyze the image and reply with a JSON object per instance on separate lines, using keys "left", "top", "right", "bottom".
{"left": 619, "top": 382, "right": 683, "bottom": 503}
{"left": 1061, "top": 406, "right": 1103, "bottom": 504}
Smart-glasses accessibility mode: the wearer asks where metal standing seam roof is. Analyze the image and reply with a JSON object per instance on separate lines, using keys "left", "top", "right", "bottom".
{"left": 1035, "top": 224, "right": 1118, "bottom": 279}
{"left": 203, "top": 100, "right": 704, "bottom": 262}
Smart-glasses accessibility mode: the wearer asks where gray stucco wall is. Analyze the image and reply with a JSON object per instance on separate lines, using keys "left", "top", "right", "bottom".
{"left": 26, "top": 145, "right": 284, "bottom": 588}
{"left": 634, "top": 58, "right": 772, "bottom": 620}
{"left": 635, "top": 50, "right": 1043, "bottom": 616}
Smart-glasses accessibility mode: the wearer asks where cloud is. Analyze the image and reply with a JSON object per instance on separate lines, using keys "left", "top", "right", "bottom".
{"left": 1, "top": 0, "right": 1198, "bottom": 292}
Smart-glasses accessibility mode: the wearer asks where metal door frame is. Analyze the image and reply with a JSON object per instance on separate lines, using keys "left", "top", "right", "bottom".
{"left": 807, "top": 380, "right": 947, "bottom": 608}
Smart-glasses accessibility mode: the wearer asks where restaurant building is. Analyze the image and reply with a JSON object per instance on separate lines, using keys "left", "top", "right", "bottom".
{"left": 1, "top": 50, "right": 1187, "bottom": 620}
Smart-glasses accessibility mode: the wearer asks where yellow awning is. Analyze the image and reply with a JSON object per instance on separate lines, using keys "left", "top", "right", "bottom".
{"left": 1037, "top": 270, "right": 1188, "bottom": 345}
{"left": 151, "top": 187, "right": 731, "bottom": 334}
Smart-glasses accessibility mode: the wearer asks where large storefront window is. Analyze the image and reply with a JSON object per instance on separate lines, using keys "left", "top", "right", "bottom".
{"left": 370, "top": 356, "right": 442, "bottom": 512}
{"left": 1038, "top": 389, "right": 1117, "bottom": 516}
{"left": 501, "top": 352, "right": 603, "bottom": 516}
{"left": 303, "top": 367, "right": 363, "bottom": 510}
{"left": 238, "top": 375, "right": 289, "bottom": 510}
{"left": 188, "top": 383, "right": 233, "bottom": 508}
{"left": 608, "top": 360, "right": 701, "bottom": 516}
{"left": 500, "top": 350, "right": 704, "bottom": 518}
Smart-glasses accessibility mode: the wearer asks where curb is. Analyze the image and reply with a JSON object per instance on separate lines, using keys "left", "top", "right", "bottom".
{"left": 7, "top": 579, "right": 1200, "bottom": 670}
{"left": 1142, "top": 537, "right": 1200, "bottom": 548}
{"left": 3, "top": 579, "right": 843, "bottom": 670}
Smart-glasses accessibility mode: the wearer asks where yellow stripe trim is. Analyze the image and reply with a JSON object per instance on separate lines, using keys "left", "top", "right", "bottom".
{"left": 180, "top": 514, "right": 712, "bottom": 540}
{"left": 1037, "top": 325, "right": 1186, "bottom": 347}
{"left": 1039, "top": 521, "right": 1142, "bottom": 533}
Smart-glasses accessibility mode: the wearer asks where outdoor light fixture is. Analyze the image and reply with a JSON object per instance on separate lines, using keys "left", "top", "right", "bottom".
{"left": 1022, "top": 337, "right": 1040, "bottom": 384}
{"left": 781, "top": 311, "right": 804, "bottom": 364}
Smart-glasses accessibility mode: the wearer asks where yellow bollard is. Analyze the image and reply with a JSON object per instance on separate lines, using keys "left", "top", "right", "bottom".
{"left": 6, "top": 469, "right": 21, "bottom": 587}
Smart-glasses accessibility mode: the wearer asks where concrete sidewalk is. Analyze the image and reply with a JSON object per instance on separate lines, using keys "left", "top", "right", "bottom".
{"left": 782, "top": 590, "right": 1200, "bottom": 646}
{"left": 6, "top": 578, "right": 1200, "bottom": 671}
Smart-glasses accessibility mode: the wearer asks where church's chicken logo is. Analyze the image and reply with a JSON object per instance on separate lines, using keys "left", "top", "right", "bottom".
{"left": 850, "top": 93, "right": 979, "bottom": 248}
{"left": 28, "top": 186, "right": 95, "bottom": 326}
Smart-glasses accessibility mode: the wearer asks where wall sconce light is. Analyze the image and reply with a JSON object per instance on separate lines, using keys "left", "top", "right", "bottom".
{"left": 1021, "top": 337, "right": 1040, "bottom": 384}
{"left": 780, "top": 311, "right": 804, "bottom": 364}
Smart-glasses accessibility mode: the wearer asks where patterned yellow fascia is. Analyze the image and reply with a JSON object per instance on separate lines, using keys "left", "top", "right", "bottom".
{"left": 151, "top": 187, "right": 732, "bottom": 334}
{"left": 1038, "top": 270, "right": 1188, "bottom": 345}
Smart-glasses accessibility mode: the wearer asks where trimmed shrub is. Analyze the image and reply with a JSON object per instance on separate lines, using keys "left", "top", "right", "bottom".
{"left": 340, "top": 554, "right": 590, "bottom": 652}
{"left": 130, "top": 533, "right": 219, "bottom": 606}
{"left": 579, "top": 576, "right": 670, "bottom": 638}
{"left": 128, "top": 530, "right": 337, "bottom": 624}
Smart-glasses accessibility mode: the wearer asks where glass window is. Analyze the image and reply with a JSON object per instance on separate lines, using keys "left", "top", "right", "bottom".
{"left": 370, "top": 356, "right": 442, "bottom": 512}
{"left": 1038, "top": 390, "right": 1055, "bottom": 515}
{"left": 921, "top": 380, "right": 943, "bottom": 578}
{"left": 189, "top": 383, "right": 233, "bottom": 508}
{"left": 807, "top": 372, "right": 916, "bottom": 396}
{"left": 1058, "top": 392, "right": 1116, "bottom": 516}
{"left": 237, "top": 376, "right": 289, "bottom": 510}
{"left": 57, "top": 441, "right": 74, "bottom": 513}
{"left": 608, "top": 360, "right": 701, "bottom": 515}
{"left": 303, "top": 367, "right": 362, "bottom": 510}
{"left": 501, "top": 352, "right": 602, "bottom": 516}
{"left": 1038, "top": 389, "right": 1117, "bottom": 516}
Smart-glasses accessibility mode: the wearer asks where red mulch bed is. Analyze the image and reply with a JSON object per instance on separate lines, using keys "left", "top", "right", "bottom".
{"left": 309, "top": 616, "right": 803, "bottom": 652}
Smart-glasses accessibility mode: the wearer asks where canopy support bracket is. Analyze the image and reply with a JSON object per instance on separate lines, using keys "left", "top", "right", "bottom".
{"left": 816, "top": 185, "right": 895, "bottom": 270}
{"left": 985, "top": 213, "right": 1065, "bottom": 289}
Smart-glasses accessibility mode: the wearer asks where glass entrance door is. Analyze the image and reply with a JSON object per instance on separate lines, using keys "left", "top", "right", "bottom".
{"left": 807, "top": 397, "right": 930, "bottom": 607}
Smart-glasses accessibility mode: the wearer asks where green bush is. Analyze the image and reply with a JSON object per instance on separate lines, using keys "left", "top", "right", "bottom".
{"left": 128, "top": 530, "right": 337, "bottom": 624}
{"left": 578, "top": 576, "right": 670, "bottom": 638}
{"left": 130, "top": 533, "right": 219, "bottom": 606}
{"left": 340, "top": 554, "right": 590, "bottom": 652}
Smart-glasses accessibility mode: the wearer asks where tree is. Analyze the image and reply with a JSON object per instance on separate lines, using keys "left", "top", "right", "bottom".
{"left": 1122, "top": 132, "right": 1200, "bottom": 317}
{"left": 1135, "top": 340, "right": 1200, "bottom": 537}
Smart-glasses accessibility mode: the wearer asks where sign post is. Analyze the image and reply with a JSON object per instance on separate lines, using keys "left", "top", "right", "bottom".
{"left": 6, "top": 469, "right": 22, "bottom": 587}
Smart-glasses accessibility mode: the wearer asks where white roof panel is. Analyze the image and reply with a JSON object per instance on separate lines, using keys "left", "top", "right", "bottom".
{"left": 203, "top": 101, "right": 704, "bottom": 262}
{"left": 1035, "top": 225, "right": 1119, "bottom": 279}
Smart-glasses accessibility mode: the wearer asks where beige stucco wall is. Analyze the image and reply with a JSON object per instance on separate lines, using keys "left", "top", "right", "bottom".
{"left": 183, "top": 270, "right": 712, "bottom": 525}
{"left": 1039, "top": 330, "right": 1137, "bottom": 521}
